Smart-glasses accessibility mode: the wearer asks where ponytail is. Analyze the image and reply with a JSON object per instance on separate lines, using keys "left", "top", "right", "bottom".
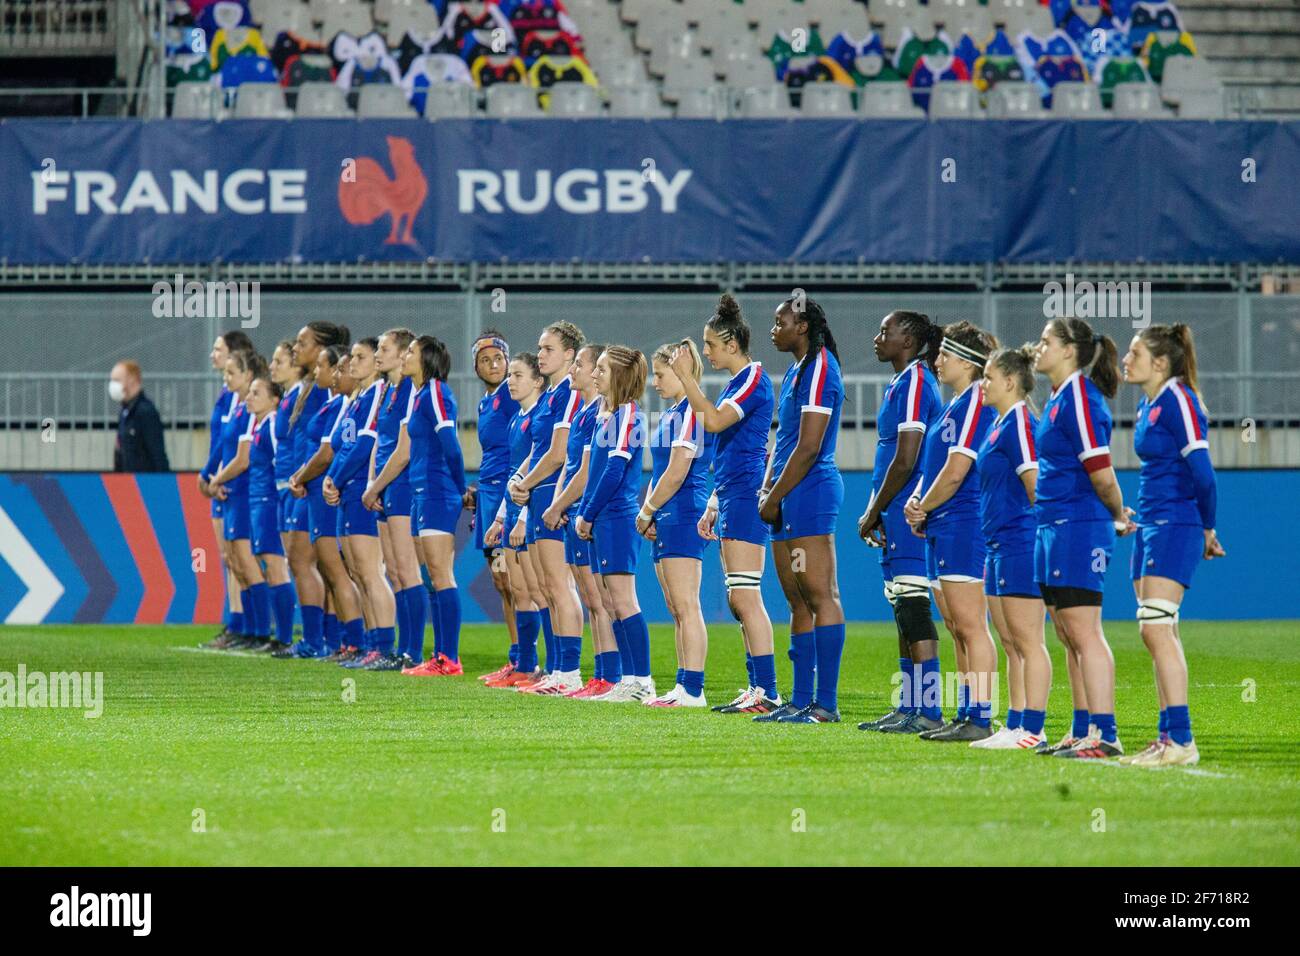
{"left": 785, "top": 294, "right": 839, "bottom": 392}
{"left": 1047, "top": 317, "right": 1119, "bottom": 398}
{"left": 707, "top": 293, "right": 751, "bottom": 355}
{"left": 988, "top": 344, "right": 1040, "bottom": 412}
{"left": 1140, "top": 323, "right": 1204, "bottom": 408}
{"left": 893, "top": 310, "right": 944, "bottom": 371}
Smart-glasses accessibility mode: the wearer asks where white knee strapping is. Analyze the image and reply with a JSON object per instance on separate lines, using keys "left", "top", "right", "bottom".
{"left": 883, "top": 581, "right": 898, "bottom": 607}
{"left": 892, "top": 576, "right": 930, "bottom": 601}
{"left": 725, "top": 571, "right": 762, "bottom": 592}
{"left": 1137, "top": 598, "right": 1181, "bottom": 626}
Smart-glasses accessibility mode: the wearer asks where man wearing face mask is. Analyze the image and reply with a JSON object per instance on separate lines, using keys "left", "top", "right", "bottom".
{"left": 111, "top": 360, "right": 170, "bottom": 472}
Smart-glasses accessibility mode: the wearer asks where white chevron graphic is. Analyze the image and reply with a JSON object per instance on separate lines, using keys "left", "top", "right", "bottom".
{"left": 0, "top": 504, "right": 64, "bottom": 623}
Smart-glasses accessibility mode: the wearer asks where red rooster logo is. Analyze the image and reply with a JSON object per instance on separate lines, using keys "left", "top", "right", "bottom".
{"left": 338, "top": 135, "right": 428, "bottom": 246}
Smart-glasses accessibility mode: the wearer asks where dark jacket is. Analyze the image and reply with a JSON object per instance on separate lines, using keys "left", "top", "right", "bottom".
{"left": 114, "top": 391, "right": 170, "bottom": 472}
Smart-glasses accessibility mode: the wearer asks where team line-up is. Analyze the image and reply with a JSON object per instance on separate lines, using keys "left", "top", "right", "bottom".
{"left": 197, "top": 297, "right": 1223, "bottom": 768}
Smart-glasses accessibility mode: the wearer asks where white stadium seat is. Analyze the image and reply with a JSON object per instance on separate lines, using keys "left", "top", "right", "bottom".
{"left": 1051, "top": 80, "right": 1104, "bottom": 118}
{"left": 738, "top": 84, "right": 793, "bottom": 118}
{"left": 486, "top": 84, "right": 543, "bottom": 118}
{"left": 986, "top": 80, "right": 1047, "bottom": 117}
{"left": 799, "top": 83, "right": 854, "bottom": 117}
{"left": 172, "top": 81, "right": 221, "bottom": 119}
{"left": 672, "top": 85, "right": 728, "bottom": 119}
{"left": 234, "top": 83, "right": 292, "bottom": 119}
{"left": 547, "top": 84, "right": 603, "bottom": 117}
{"left": 607, "top": 84, "right": 672, "bottom": 118}
{"left": 859, "top": 82, "right": 925, "bottom": 118}
{"left": 296, "top": 81, "right": 354, "bottom": 117}
{"left": 929, "top": 80, "right": 983, "bottom": 118}
{"left": 424, "top": 82, "right": 478, "bottom": 118}
{"left": 358, "top": 83, "right": 416, "bottom": 118}
{"left": 1112, "top": 82, "right": 1172, "bottom": 119}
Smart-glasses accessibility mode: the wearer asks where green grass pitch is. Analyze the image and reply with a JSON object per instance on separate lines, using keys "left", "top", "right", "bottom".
{"left": 1, "top": 621, "right": 1296, "bottom": 866}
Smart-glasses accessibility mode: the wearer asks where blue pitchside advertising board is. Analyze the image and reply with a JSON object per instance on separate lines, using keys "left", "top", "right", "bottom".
{"left": 3, "top": 119, "right": 1299, "bottom": 265}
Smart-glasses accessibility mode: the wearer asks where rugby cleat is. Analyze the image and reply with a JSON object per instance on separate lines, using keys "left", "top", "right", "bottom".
{"left": 343, "top": 650, "right": 382, "bottom": 669}
{"left": 1036, "top": 733, "right": 1080, "bottom": 756}
{"left": 402, "top": 657, "right": 440, "bottom": 675}
{"left": 970, "top": 726, "right": 1029, "bottom": 749}
{"left": 646, "top": 684, "right": 684, "bottom": 707}
{"left": 485, "top": 668, "right": 539, "bottom": 689}
{"left": 857, "top": 708, "right": 904, "bottom": 731}
{"left": 290, "top": 641, "right": 330, "bottom": 660}
{"left": 327, "top": 646, "right": 360, "bottom": 665}
{"left": 1055, "top": 731, "right": 1124, "bottom": 760}
{"left": 1118, "top": 739, "right": 1164, "bottom": 766}
{"left": 752, "top": 701, "right": 803, "bottom": 723}
{"left": 593, "top": 677, "right": 656, "bottom": 703}
{"left": 735, "top": 690, "right": 783, "bottom": 715}
{"left": 775, "top": 702, "right": 841, "bottom": 723}
{"left": 479, "top": 662, "right": 514, "bottom": 682}
{"left": 1015, "top": 730, "right": 1046, "bottom": 750}
{"left": 926, "top": 720, "right": 995, "bottom": 742}
{"left": 364, "top": 653, "right": 408, "bottom": 671}
{"left": 270, "top": 642, "right": 300, "bottom": 659}
{"left": 434, "top": 654, "right": 464, "bottom": 676}
{"left": 919, "top": 718, "right": 962, "bottom": 739}
{"left": 712, "top": 687, "right": 755, "bottom": 712}
{"left": 650, "top": 686, "right": 707, "bottom": 708}
{"left": 200, "top": 628, "right": 237, "bottom": 650}
{"left": 878, "top": 712, "right": 944, "bottom": 734}
{"left": 1143, "top": 739, "right": 1199, "bottom": 767}
{"left": 522, "top": 670, "right": 582, "bottom": 695}
{"left": 567, "top": 677, "right": 615, "bottom": 699}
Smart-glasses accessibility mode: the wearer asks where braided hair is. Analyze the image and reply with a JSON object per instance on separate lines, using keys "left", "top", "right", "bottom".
{"left": 892, "top": 310, "right": 944, "bottom": 371}
{"left": 1046, "top": 318, "right": 1120, "bottom": 398}
{"left": 706, "top": 293, "right": 750, "bottom": 355}
{"left": 784, "top": 294, "right": 839, "bottom": 392}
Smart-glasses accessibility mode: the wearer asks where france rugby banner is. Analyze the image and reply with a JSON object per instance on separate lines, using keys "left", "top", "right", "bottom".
{"left": 3, "top": 118, "right": 1299, "bottom": 265}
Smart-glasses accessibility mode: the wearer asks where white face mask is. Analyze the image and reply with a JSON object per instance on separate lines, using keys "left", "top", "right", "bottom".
{"left": 108, "top": 379, "right": 126, "bottom": 403}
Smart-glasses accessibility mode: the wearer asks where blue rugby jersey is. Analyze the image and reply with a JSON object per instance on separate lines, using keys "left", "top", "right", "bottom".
{"left": 772, "top": 347, "right": 843, "bottom": 483}
{"left": 327, "top": 379, "right": 385, "bottom": 503}
{"left": 560, "top": 397, "right": 601, "bottom": 498}
{"left": 495, "top": 400, "right": 538, "bottom": 523}
{"left": 477, "top": 379, "right": 520, "bottom": 485}
{"left": 273, "top": 382, "right": 301, "bottom": 486}
{"left": 527, "top": 374, "right": 582, "bottom": 488}
{"left": 218, "top": 395, "right": 256, "bottom": 495}
{"left": 292, "top": 383, "right": 327, "bottom": 475}
{"left": 373, "top": 376, "right": 414, "bottom": 488}
{"left": 712, "top": 361, "right": 772, "bottom": 499}
{"left": 248, "top": 413, "right": 278, "bottom": 499}
{"left": 649, "top": 397, "right": 715, "bottom": 525}
{"left": 1034, "top": 370, "right": 1114, "bottom": 524}
{"left": 406, "top": 379, "right": 464, "bottom": 499}
{"left": 1134, "top": 377, "right": 1217, "bottom": 529}
{"left": 872, "top": 359, "right": 942, "bottom": 495}
{"left": 581, "top": 402, "right": 645, "bottom": 522}
{"left": 914, "top": 381, "right": 996, "bottom": 526}
{"left": 305, "top": 392, "right": 347, "bottom": 495}
{"left": 200, "top": 386, "right": 234, "bottom": 483}
{"left": 976, "top": 400, "right": 1039, "bottom": 547}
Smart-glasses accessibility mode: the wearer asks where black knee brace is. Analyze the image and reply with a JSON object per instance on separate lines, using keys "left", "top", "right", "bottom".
{"left": 895, "top": 596, "right": 939, "bottom": 645}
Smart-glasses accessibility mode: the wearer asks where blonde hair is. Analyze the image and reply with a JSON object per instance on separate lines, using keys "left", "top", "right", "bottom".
{"left": 652, "top": 338, "right": 703, "bottom": 382}
{"left": 602, "top": 345, "right": 648, "bottom": 407}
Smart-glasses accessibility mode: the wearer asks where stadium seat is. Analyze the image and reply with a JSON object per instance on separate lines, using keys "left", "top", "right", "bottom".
{"left": 608, "top": 84, "right": 672, "bottom": 118}
{"left": 320, "top": 4, "right": 374, "bottom": 41}
{"left": 172, "top": 81, "right": 222, "bottom": 119}
{"left": 1050, "top": 80, "right": 1104, "bottom": 118}
{"left": 234, "top": 83, "right": 292, "bottom": 118}
{"left": 713, "top": 33, "right": 764, "bottom": 79}
{"left": 358, "top": 83, "right": 416, "bottom": 117}
{"left": 635, "top": 11, "right": 691, "bottom": 55}
{"left": 749, "top": 2, "right": 803, "bottom": 45}
{"left": 739, "top": 84, "right": 793, "bottom": 118}
{"left": 723, "top": 57, "right": 777, "bottom": 89}
{"left": 661, "top": 55, "right": 717, "bottom": 94}
{"left": 1112, "top": 82, "right": 1172, "bottom": 119}
{"left": 868, "top": 0, "right": 918, "bottom": 50}
{"left": 805, "top": 0, "right": 869, "bottom": 37}
{"left": 1176, "top": 89, "right": 1226, "bottom": 120}
{"left": 929, "top": 80, "right": 982, "bottom": 118}
{"left": 423, "top": 82, "right": 477, "bottom": 118}
{"left": 594, "top": 56, "right": 648, "bottom": 88}
{"left": 547, "top": 83, "right": 603, "bottom": 117}
{"left": 1161, "top": 55, "right": 1225, "bottom": 116}
{"left": 648, "top": 30, "right": 704, "bottom": 78}
{"left": 692, "top": 3, "right": 750, "bottom": 48}
{"left": 486, "top": 83, "right": 543, "bottom": 118}
{"left": 799, "top": 83, "right": 854, "bottom": 116}
{"left": 940, "top": 7, "right": 993, "bottom": 41}
{"left": 373, "top": 0, "right": 420, "bottom": 26}
{"left": 987, "top": 80, "right": 1047, "bottom": 118}
{"left": 672, "top": 85, "right": 728, "bottom": 119}
{"left": 384, "top": 5, "right": 441, "bottom": 46}
{"left": 309, "top": 0, "right": 351, "bottom": 23}
{"left": 296, "top": 80, "right": 353, "bottom": 116}
{"left": 620, "top": 0, "right": 656, "bottom": 26}
{"left": 860, "top": 81, "right": 926, "bottom": 118}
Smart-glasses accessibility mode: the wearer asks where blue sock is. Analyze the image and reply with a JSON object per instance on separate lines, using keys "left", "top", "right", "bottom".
{"left": 365, "top": 629, "right": 377, "bottom": 652}
{"left": 1006, "top": 708, "right": 1023, "bottom": 731}
{"left": 1092, "top": 712, "right": 1117, "bottom": 744}
{"left": 270, "top": 583, "right": 295, "bottom": 645}
{"left": 611, "top": 618, "right": 634, "bottom": 678}
{"left": 898, "top": 656, "right": 916, "bottom": 713}
{"left": 403, "top": 586, "right": 426, "bottom": 661}
{"left": 812, "top": 623, "right": 845, "bottom": 712}
{"left": 788, "top": 632, "right": 816, "bottom": 709}
{"left": 745, "top": 652, "right": 755, "bottom": 688}
{"left": 683, "top": 669, "right": 705, "bottom": 698}
{"left": 594, "top": 652, "right": 604, "bottom": 682}
{"left": 437, "top": 587, "right": 462, "bottom": 662}
{"left": 1022, "top": 708, "right": 1046, "bottom": 735}
{"left": 676, "top": 667, "right": 685, "bottom": 688}
{"left": 558, "top": 635, "right": 581, "bottom": 673}
{"left": 1166, "top": 705, "right": 1193, "bottom": 746}
{"left": 1158, "top": 707, "right": 1169, "bottom": 738}
{"left": 752, "top": 654, "right": 779, "bottom": 700}
{"left": 971, "top": 698, "right": 992, "bottom": 728}
{"left": 428, "top": 586, "right": 442, "bottom": 658}
{"left": 956, "top": 684, "right": 970, "bottom": 722}
{"left": 223, "top": 595, "right": 233, "bottom": 628}
{"left": 343, "top": 617, "right": 364, "bottom": 649}
{"left": 599, "top": 649, "right": 622, "bottom": 683}
{"left": 919, "top": 657, "right": 942, "bottom": 721}
{"left": 301, "top": 604, "right": 324, "bottom": 651}
{"left": 539, "top": 607, "right": 555, "bottom": 673}
{"left": 624, "top": 612, "right": 652, "bottom": 678}
{"left": 373, "top": 625, "right": 396, "bottom": 655}
{"left": 322, "top": 613, "right": 340, "bottom": 651}
{"left": 238, "top": 589, "right": 253, "bottom": 634}
{"left": 230, "top": 609, "right": 245, "bottom": 636}
{"left": 249, "top": 582, "right": 272, "bottom": 637}
{"left": 1072, "top": 708, "right": 1091, "bottom": 739}
{"left": 515, "top": 610, "right": 540, "bottom": 672}
{"left": 508, "top": 642, "right": 519, "bottom": 666}
{"left": 392, "top": 587, "right": 411, "bottom": 658}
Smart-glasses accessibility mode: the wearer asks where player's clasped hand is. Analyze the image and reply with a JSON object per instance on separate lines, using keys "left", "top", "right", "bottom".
{"left": 575, "top": 516, "right": 593, "bottom": 541}
{"left": 904, "top": 496, "right": 927, "bottom": 537}
{"left": 697, "top": 503, "right": 718, "bottom": 540}
{"left": 322, "top": 476, "right": 340, "bottom": 506}
{"left": 508, "top": 519, "right": 527, "bottom": 548}
{"left": 361, "top": 483, "right": 383, "bottom": 513}
{"left": 857, "top": 507, "right": 884, "bottom": 548}
{"left": 484, "top": 518, "right": 503, "bottom": 548}
{"left": 542, "top": 504, "right": 568, "bottom": 531}
{"left": 758, "top": 492, "right": 780, "bottom": 526}
{"left": 1204, "top": 528, "right": 1226, "bottom": 559}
